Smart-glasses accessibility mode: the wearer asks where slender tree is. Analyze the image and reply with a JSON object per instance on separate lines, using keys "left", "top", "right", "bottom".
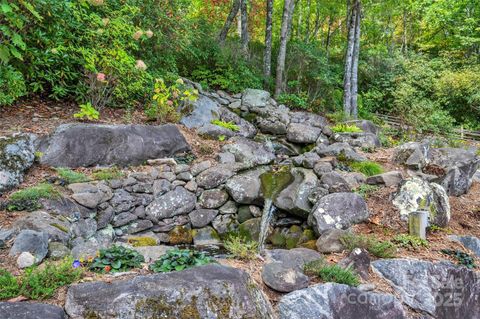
{"left": 218, "top": 0, "right": 241, "bottom": 44}
{"left": 263, "top": 0, "right": 274, "bottom": 86}
{"left": 240, "top": 0, "right": 249, "bottom": 55}
{"left": 275, "top": 0, "right": 296, "bottom": 98}
{"left": 351, "top": 0, "right": 361, "bottom": 119}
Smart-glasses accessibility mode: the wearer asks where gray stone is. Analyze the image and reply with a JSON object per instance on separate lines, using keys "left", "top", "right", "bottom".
{"left": 261, "top": 262, "right": 309, "bottom": 293}
{"left": 64, "top": 264, "right": 273, "bottom": 319}
{"left": 278, "top": 283, "right": 406, "bottom": 319}
{"left": 197, "top": 123, "right": 236, "bottom": 139}
{"left": 133, "top": 245, "right": 169, "bottom": 263}
{"left": 316, "top": 228, "right": 349, "bottom": 253}
{"left": 189, "top": 209, "right": 218, "bottom": 228}
{"left": 0, "top": 302, "right": 66, "bottom": 319}
{"left": 317, "top": 142, "right": 366, "bottom": 162}
{"left": 219, "top": 200, "right": 238, "bottom": 215}
{"left": 367, "top": 171, "right": 403, "bottom": 187}
{"left": 212, "top": 214, "right": 238, "bottom": 235}
{"left": 242, "top": 89, "right": 271, "bottom": 108}
{"left": 320, "top": 171, "right": 351, "bottom": 193}
{"left": 146, "top": 186, "right": 196, "bottom": 220}
{"left": 123, "top": 219, "right": 154, "bottom": 234}
{"left": 313, "top": 161, "right": 333, "bottom": 176}
{"left": 0, "top": 228, "right": 15, "bottom": 248}
{"left": 393, "top": 141, "right": 430, "bottom": 170}
{"left": 448, "top": 235, "right": 480, "bottom": 257}
{"left": 372, "top": 259, "right": 480, "bottom": 319}
{"left": 193, "top": 226, "right": 221, "bottom": 246}
{"left": 191, "top": 160, "right": 212, "bottom": 176}
{"left": 198, "top": 189, "right": 229, "bottom": 209}
{"left": 338, "top": 248, "right": 371, "bottom": 280}
{"left": 238, "top": 218, "right": 262, "bottom": 241}
{"left": 301, "top": 152, "right": 321, "bottom": 169}
{"left": 219, "top": 107, "right": 257, "bottom": 138}
{"left": 152, "top": 179, "right": 171, "bottom": 196}
{"left": 225, "top": 166, "right": 270, "bottom": 205}
{"left": 345, "top": 120, "right": 380, "bottom": 135}
{"left": 48, "top": 242, "right": 71, "bottom": 260}
{"left": 17, "top": 251, "right": 36, "bottom": 268}
{"left": 40, "top": 197, "right": 94, "bottom": 220}
{"left": 0, "top": 134, "right": 36, "bottom": 194}
{"left": 217, "top": 152, "right": 236, "bottom": 164}
{"left": 39, "top": 123, "right": 190, "bottom": 167}
{"left": 309, "top": 193, "right": 369, "bottom": 235}
{"left": 265, "top": 248, "right": 322, "bottom": 271}
{"left": 286, "top": 123, "right": 322, "bottom": 144}
{"left": 9, "top": 229, "right": 49, "bottom": 263}
{"left": 222, "top": 137, "right": 275, "bottom": 167}
{"left": 112, "top": 212, "right": 138, "bottom": 227}
{"left": 196, "top": 164, "right": 238, "bottom": 189}
{"left": 71, "top": 218, "right": 97, "bottom": 239}
{"left": 274, "top": 168, "right": 318, "bottom": 218}
{"left": 68, "top": 182, "right": 113, "bottom": 209}
{"left": 290, "top": 112, "right": 328, "bottom": 128}
{"left": 13, "top": 211, "right": 71, "bottom": 244}
{"left": 179, "top": 95, "right": 220, "bottom": 128}
{"left": 184, "top": 180, "right": 197, "bottom": 192}
{"left": 332, "top": 132, "right": 381, "bottom": 148}
{"left": 97, "top": 206, "right": 115, "bottom": 229}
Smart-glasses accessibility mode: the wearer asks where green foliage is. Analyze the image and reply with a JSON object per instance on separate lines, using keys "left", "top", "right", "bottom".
{"left": 91, "top": 167, "right": 124, "bottom": 181}
{"left": 145, "top": 78, "right": 198, "bottom": 122}
{"left": 331, "top": 124, "right": 363, "bottom": 133}
{"left": 277, "top": 92, "right": 309, "bottom": 110}
{"left": 74, "top": 102, "right": 100, "bottom": 121}
{"left": 393, "top": 234, "right": 429, "bottom": 250}
{"left": 441, "top": 249, "right": 476, "bottom": 269}
{"left": 0, "top": 65, "right": 26, "bottom": 106}
{"left": 127, "top": 236, "right": 157, "bottom": 247}
{"left": 349, "top": 161, "right": 384, "bottom": 177}
{"left": 55, "top": 168, "right": 90, "bottom": 184}
{"left": 223, "top": 235, "right": 258, "bottom": 260}
{"left": 211, "top": 119, "right": 240, "bottom": 132}
{"left": 0, "top": 258, "right": 83, "bottom": 300}
{"left": 341, "top": 233, "right": 396, "bottom": 258}
{"left": 355, "top": 184, "right": 380, "bottom": 199}
{"left": 90, "top": 245, "right": 144, "bottom": 273}
{"left": 305, "top": 261, "right": 360, "bottom": 287}
{"left": 7, "top": 183, "right": 60, "bottom": 212}
{"left": 149, "top": 249, "right": 214, "bottom": 273}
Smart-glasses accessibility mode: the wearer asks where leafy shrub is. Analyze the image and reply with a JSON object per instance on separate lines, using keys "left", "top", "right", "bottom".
{"left": 145, "top": 78, "right": 198, "bottom": 122}
{"left": 355, "top": 184, "right": 380, "bottom": 199}
{"left": 331, "top": 124, "right": 363, "bottom": 133}
{"left": 277, "top": 92, "right": 309, "bottom": 110}
{"left": 73, "top": 102, "right": 100, "bottom": 121}
{"left": 441, "top": 249, "right": 476, "bottom": 269}
{"left": 223, "top": 235, "right": 258, "bottom": 260}
{"left": 211, "top": 119, "right": 239, "bottom": 131}
{"left": 304, "top": 262, "right": 360, "bottom": 287}
{"left": 91, "top": 167, "right": 124, "bottom": 181}
{"left": 55, "top": 168, "right": 89, "bottom": 184}
{"left": 341, "top": 233, "right": 396, "bottom": 258}
{"left": 90, "top": 245, "right": 144, "bottom": 273}
{"left": 0, "top": 65, "right": 26, "bottom": 106}
{"left": 393, "top": 234, "right": 429, "bottom": 250}
{"left": 0, "top": 258, "right": 83, "bottom": 300}
{"left": 7, "top": 183, "right": 60, "bottom": 211}
{"left": 149, "top": 249, "right": 214, "bottom": 273}
{"left": 349, "top": 161, "right": 383, "bottom": 177}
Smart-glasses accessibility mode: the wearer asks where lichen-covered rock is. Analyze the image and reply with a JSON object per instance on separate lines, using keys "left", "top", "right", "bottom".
{"left": 320, "top": 171, "right": 351, "bottom": 193}
{"left": 338, "top": 248, "right": 371, "bottom": 280}
{"left": 261, "top": 262, "right": 309, "bottom": 293}
{"left": 290, "top": 112, "right": 328, "bottom": 128}
{"left": 316, "top": 228, "right": 349, "bottom": 253}
{"left": 168, "top": 225, "right": 193, "bottom": 245}
{"left": 286, "top": 123, "right": 322, "bottom": 144}
{"left": 392, "top": 177, "right": 450, "bottom": 227}
{"left": 225, "top": 166, "right": 270, "bottom": 205}
{"left": 198, "top": 189, "right": 229, "bottom": 209}
{"left": 39, "top": 123, "right": 190, "bottom": 167}
{"left": 392, "top": 141, "right": 430, "bottom": 170}
{"left": 196, "top": 164, "right": 238, "bottom": 189}
{"left": 68, "top": 182, "right": 113, "bottom": 209}
{"left": 212, "top": 214, "right": 239, "bottom": 235}
{"left": 242, "top": 89, "right": 271, "bottom": 108}
{"left": 65, "top": 264, "right": 274, "bottom": 319}
{"left": 189, "top": 209, "right": 219, "bottom": 228}
{"left": 278, "top": 283, "right": 406, "bottom": 319}
{"left": 372, "top": 259, "right": 480, "bottom": 319}
{"left": 0, "top": 302, "right": 66, "bottom": 319}
{"left": 332, "top": 132, "right": 380, "bottom": 148}
{"left": 197, "top": 123, "right": 236, "bottom": 139}
{"left": 146, "top": 186, "right": 196, "bottom": 220}
{"left": 316, "top": 142, "right": 366, "bottom": 162}
{"left": 192, "top": 226, "right": 221, "bottom": 246}
{"left": 0, "top": 134, "right": 36, "bottom": 194}
{"left": 13, "top": 210, "right": 71, "bottom": 244}
{"left": 222, "top": 137, "right": 275, "bottom": 167}
{"left": 309, "top": 193, "right": 369, "bottom": 235}
{"left": 274, "top": 168, "right": 318, "bottom": 218}
{"left": 265, "top": 248, "right": 322, "bottom": 270}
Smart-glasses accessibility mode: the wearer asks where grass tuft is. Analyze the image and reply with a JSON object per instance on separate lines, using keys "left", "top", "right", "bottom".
{"left": 55, "top": 168, "right": 90, "bottom": 184}
{"left": 223, "top": 235, "right": 258, "bottom": 260}
{"left": 304, "top": 260, "right": 360, "bottom": 287}
{"left": 7, "top": 183, "right": 60, "bottom": 212}
{"left": 91, "top": 167, "right": 124, "bottom": 181}
{"left": 349, "top": 161, "right": 384, "bottom": 176}
{"left": 341, "top": 233, "right": 396, "bottom": 258}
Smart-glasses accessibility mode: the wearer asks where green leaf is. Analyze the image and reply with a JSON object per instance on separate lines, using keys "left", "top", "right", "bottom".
{"left": 0, "top": 46, "right": 10, "bottom": 63}
{"left": 11, "top": 34, "right": 26, "bottom": 50}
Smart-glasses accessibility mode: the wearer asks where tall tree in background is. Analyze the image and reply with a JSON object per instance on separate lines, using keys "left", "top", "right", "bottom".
{"left": 263, "top": 0, "right": 274, "bottom": 86}
{"left": 240, "top": 0, "right": 249, "bottom": 55}
{"left": 343, "top": 0, "right": 361, "bottom": 118}
{"left": 275, "top": 0, "right": 296, "bottom": 98}
{"left": 218, "top": 0, "right": 241, "bottom": 44}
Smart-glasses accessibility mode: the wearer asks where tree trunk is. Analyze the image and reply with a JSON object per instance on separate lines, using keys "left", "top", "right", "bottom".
{"left": 343, "top": 0, "right": 357, "bottom": 117}
{"left": 350, "top": 0, "right": 361, "bottom": 119}
{"left": 275, "top": 0, "right": 296, "bottom": 98}
{"left": 218, "top": 0, "right": 241, "bottom": 44}
{"left": 325, "top": 15, "right": 333, "bottom": 59}
{"left": 240, "top": 0, "right": 249, "bottom": 55}
{"left": 263, "top": 0, "right": 274, "bottom": 86}
{"left": 402, "top": 9, "right": 408, "bottom": 55}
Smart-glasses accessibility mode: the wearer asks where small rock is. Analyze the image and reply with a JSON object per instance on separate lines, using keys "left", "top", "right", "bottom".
{"left": 17, "top": 251, "right": 36, "bottom": 268}
{"left": 189, "top": 209, "right": 219, "bottom": 228}
{"left": 198, "top": 189, "right": 229, "bottom": 209}
{"left": 338, "top": 247, "right": 370, "bottom": 280}
{"left": 315, "top": 228, "right": 348, "bottom": 253}
{"left": 9, "top": 229, "right": 49, "bottom": 263}
{"left": 261, "top": 262, "right": 309, "bottom": 293}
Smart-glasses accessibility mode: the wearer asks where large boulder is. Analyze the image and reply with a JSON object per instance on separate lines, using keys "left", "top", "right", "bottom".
{"left": 9, "top": 229, "right": 49, "bottom": 264}
{"left": 392, "top": 141, "right": 430, "bottom": 170}
{"left": 225, "top": 166, "right": 270, "bottom": 205}
{"left": 392, "top": 177, "right": 450, "bottom": 227}
{"left": 286, "top": 123, "right": 322, "bottom": 144}
{"left": 309, "top": 193, "right": 369, "bottom": 235}
{"left": 222, "top": 137, "right": 275, "bottom": 167}
{"left": 242, "top": 89, "right": 271, "bottom": 108}
{"left": 278, "top": 283, "right": 406, "bottom": 319}
{"left": 0, "top": 134, "right": 36, "bottom": 194}
{"left": 274, "top": 168, "right": 319, "bottom": 218}
{"left": 180, "top": 95, "right": 220, "bottom": 128}
{"left": 68, "top": 182, "right": 113, "bottom": 209}
{"left": 65, "top": 264, "right": 274, "bottom": 319}
{"left": 39, "top": 123, "right": 190, "bottom": 167}
{"left": 372, "top": 259, "right": 480, "bottom": 319}
{"left": 13, "top": 210, "right": 72, "bottom": 244}
{"left": 0, "top": 302, "right": 66, "bottom": 319}
{"left": 261, "top": 262, "right": 309, "bottom": 293}
{"left": 145, "top": 186, "right": 196, "bottom": 220}
{"left": 290, "top": 112, "right": 328, "bottom": 128}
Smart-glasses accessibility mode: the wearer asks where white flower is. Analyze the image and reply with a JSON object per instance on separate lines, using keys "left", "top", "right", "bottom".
{"left": 145, "top": 30, "right": 154, "bottom": 38}
{"left": 135, "top": 60, "right": 147, "bottom": 71}
{"left": 133, "top": 30, "right": 143, "bottom": 40}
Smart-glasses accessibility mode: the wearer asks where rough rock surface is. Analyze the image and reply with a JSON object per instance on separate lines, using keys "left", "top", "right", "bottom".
{"left": 0, "top": 302, "right": 66, "bottom": 319}
{"left": 9, "top": 229, "right": 49, "bottom": 263}
{"left": 332, "top": 132, "right": 380, "bottom": 148}
{"left": 146, "top": 186, "right": 196, "bottom": 220}
{"left": 278, "top": 283, "right": 406, "bottom": 319}
{"left": 39, "top": 123, "right": 190, "bottom": 167}
{"left": 316, "top": 228, "right": 349, "bottom": 253}
{"left": 222, "top": 137, "right": 275, "bottom": 167}
{"left": 265, "top": 248, "right": 322, "bottom": 270}
{"left": 367, "top": 171, "right": 403, "bottom": 187}
{"left": 286, "top": 123, "right": 322, "bottom": 144}
{"left": 242, "top": 89, "right": 270, "bottom": 108}
{"left": 180, "top": 95, "right": 220, "bottom": 128}
{"left": 261, "top": 262, "right": 309, "bottom": 293}
{"left": 309, "top": 193, "right": 369, "bottom": 234}
{"left": 225, "top": 166, "right": 270, "bottom": 204}
{"left": 0, "top": 134, "right": 36, "bottom": 194}
{"left": 372, "top": 259, "right": 480, "bottom": 319}
{"left": 65, "top": 264, "right": 273, "bottom": 319}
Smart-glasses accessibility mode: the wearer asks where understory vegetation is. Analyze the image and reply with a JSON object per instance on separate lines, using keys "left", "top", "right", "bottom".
{"left": 149, "top": 249, "right": 214, "bottom": 273}
{"left": 6, "top": 183, "right": 60, "bottom": 212}
{"left": 341, "top": 233, "right": 397, "bottom": 258}
{"left": 304, "top": 259, "right": 360, "bottom": 287}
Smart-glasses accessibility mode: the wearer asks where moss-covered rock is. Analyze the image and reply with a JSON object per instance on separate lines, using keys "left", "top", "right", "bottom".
{"left": 168, "top": 226, "right": 193, "bottom": 245}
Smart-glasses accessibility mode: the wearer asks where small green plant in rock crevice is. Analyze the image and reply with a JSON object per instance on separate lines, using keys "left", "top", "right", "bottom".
{"left": 223, "top": 235, "right": 258, "bottom": 261}
{"left": 441, "top": 249, "right": 476, "bottom": 269}
{"left": 331, "top": 123, "right": 363, "bottom": 133}
{"left": 355, "top": 184, "right": 380, "bottom": 199}
{"left": 393, "top": 234, "right": 429, "bottom": 250}
{"left": 211, "top": 119, "right": 240, "bottom": 131}
{"left": 349, "top": 161, "right": 384, "bottom": 177}
{"left": 149, "top": 249, "right": 214, "bottom": 273}
{"left": 91, "top": 167, "right": 124, "bottom": 181}
{"left": 7, "top": 183, "right": 60, "bottom": 212}
{"left": 341, "top": 233, "right": 396, "bottom": 258}
{"left": 90, "top": 245, "right": 144, "bottom": 273}
{"left": 55, "top": 168, "right": 90, "bottom": 184}
{"left": 304, "top": 260, "right": 360, "bottom": 287}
